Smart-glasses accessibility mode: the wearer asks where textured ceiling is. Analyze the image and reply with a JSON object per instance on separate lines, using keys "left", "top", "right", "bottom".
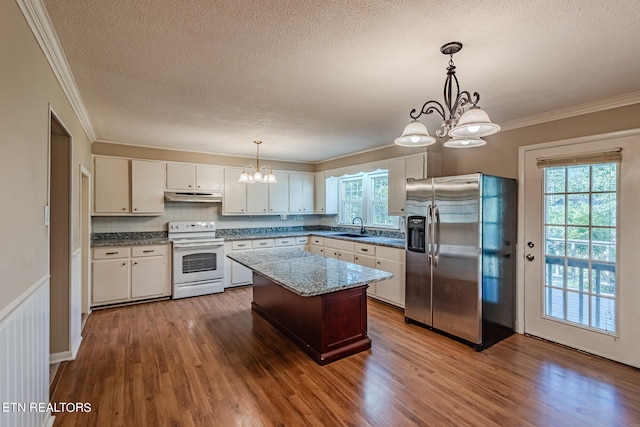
{"left": 43, "top": 0, "right": 640, "bottom": 162}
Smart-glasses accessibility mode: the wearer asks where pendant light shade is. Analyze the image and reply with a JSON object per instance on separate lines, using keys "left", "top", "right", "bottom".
{"left": 394, "top": 120, "right": 436, "bottom": 147}
{"left": 443, "top": 137, "right": 486, "bottom": 148}
{"left": 448, "top": 107, "right": 500, "bottom": 138}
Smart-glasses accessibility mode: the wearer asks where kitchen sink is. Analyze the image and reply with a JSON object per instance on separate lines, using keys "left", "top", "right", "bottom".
{"left": 333, "top": 233, "right": 371, "bottom": 238}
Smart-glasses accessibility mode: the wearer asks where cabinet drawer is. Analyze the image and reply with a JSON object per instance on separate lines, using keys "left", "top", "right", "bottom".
{"left": 275, "top": 238, "right": 295, "bottom": 247}
{"left": 295, "top": 236, "right": 309, "bottom": 245}
{"left": 354, "top": 243, "right": 376, "bottom": 256}
{"left": 232, "top": 240, "right": 252, "bottom": 250}
{"left": 93, "top": 247, "right": 130, "bottom": 260}
{"left": 132, "top": 245, "right": 165, "bottom": 257}
{"left": 252, "top": 239, "right": 274, "bottom": 249}
{"left": 310, "top": 236, "right": 324, "bottom": 246}
{"left": 324, "top": 238, "right": 354, "bottom": 252}
{"left": 376, "top": 246, "right": 405, "bottom": 263}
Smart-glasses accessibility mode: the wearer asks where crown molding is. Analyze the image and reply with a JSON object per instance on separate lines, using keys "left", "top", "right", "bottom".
{"left": 499, "top": 91, "right": 640, "bottom": 132}
{"left": 16, "top": 0, "right": 96, "bottom": 142}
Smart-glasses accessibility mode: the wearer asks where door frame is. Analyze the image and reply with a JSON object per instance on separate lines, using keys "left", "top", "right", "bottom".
{"left": 516, "top": 128, "right": 640, "bottom": 334}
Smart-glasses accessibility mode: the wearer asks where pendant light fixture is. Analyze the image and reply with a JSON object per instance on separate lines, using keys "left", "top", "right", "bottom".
{"left": 395, "top": 42, "right": 500, "bottom": 148}
{"left": 238, "top": 141, "right": 277, "bottom": 184}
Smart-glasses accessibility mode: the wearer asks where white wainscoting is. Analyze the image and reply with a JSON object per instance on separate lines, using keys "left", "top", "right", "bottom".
{"left": 0, "top": 276, "right": 53, "bottom": 427}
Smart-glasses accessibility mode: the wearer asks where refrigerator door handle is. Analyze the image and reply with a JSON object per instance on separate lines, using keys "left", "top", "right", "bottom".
{"left": 433, "top": 205, "right": 441, "bottom": 266}
{"left": 427, "top": 205, "right": 433, "bottom": 265}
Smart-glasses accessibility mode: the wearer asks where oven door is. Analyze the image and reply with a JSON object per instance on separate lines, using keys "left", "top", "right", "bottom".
{"left": 172, "top": 241, "right": 224, "bottom": 284}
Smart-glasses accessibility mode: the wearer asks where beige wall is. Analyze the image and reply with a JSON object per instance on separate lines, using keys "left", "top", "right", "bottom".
{"left": 92, "top": 141, "right": 315, "bottom": 172}
{"left": 0, "top": 0, "right": 92, "bottom": 313}
{"left": 441, "top": 104, "right": 640, "bottom": 178}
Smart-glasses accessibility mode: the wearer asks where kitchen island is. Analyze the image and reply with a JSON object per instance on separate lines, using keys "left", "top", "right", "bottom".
{"left": 227, "top": 248, "right": 393, "bottom": 365}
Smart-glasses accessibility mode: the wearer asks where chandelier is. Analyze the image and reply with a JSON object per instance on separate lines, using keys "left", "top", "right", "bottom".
{"left": 238, "top": 140, "right": 277, "bottom": 184}
{"left": 395, "top": 42, "right": 500, "bottom": 149}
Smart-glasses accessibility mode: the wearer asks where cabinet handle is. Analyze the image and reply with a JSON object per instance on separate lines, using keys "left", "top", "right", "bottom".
{"left": 143, "top": 249, "right": 154, "bottom": 253}
{"left": 188, "top": 185, "right": 192, "bottom": 188}
{"left": 133, "top": 262, "right": 138, "bottom": 265}
{"left": 122, "top": 208, "right": 126, "bottom": 211}
{"left": 237, "top": 244, "right": 247, "bottom": 247}
{"left": 121, "top": 262, "right": 126, "bottom": 266}
{"left": 361, "top": 248, "right": 368, "bottom": 252}
{"left": 197, "top": 185, "right": 201, "bottom": 188}
{"left": 355, "top": 257, "right": 359, "bottom": 261}
{"left": 259, "top": 242, "right": 267, "bottom": 246}
{"left": 281, "top": 241, "right": 289, "bottom": 244}
{"left": 377, "top": 261, "right": 381, "bottom": 265}
{"left": 134, "top": 208, "right": 138, "bottom": 211}
{"left": 105, "top": 251, "right": 119, "bottom": 256}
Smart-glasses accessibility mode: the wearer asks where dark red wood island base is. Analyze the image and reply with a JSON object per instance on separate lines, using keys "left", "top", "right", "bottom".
{"left": 251, "top": 273, "right": 371, "bottom": 365}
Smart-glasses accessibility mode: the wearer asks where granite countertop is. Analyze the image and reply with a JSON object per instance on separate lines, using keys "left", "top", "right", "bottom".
{"left": 92, "top": 232, "right": 170, "bottom": 247}
{"left": 220, "top": 230, "right": 405, "bottom": 249}
{"left": 227, "top": 248, "right": 393, "bottom": 297}
{"left": 92, "top": 228, "right": 405, "bottom": 249}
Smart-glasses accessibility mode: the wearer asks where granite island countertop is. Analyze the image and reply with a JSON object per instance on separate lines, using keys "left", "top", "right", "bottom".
{"left": 227, "top": 248, "right": 393, "bottom": 297}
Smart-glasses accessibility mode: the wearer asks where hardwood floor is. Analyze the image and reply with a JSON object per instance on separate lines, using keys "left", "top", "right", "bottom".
{"left": 52, "top": 287, "right": 640, "bottom": 426}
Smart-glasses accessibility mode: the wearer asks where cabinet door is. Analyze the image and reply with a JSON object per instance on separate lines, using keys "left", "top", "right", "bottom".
{"left": 301, "top": 173, "right": 315, "bottom": 213}
{"left": 231, "top": 260, "right": 253, "bottom": 285}
{"left": 337, "top": 251, "right": 354, "bottom": 263}
{"left": 92, "top": 259, "right": 130, "bottom": 304}
{"left": 131, "top": 256, "right": 166, "bottom": 298}
{"left": 223, "top": 168, "right": 247, "bottom": 214}
{"left": 388, "top": 158, "right": 406, "bottom": 216}
{"left": 353, "top": 254, "right": 376, "bottom": 295}
{"left": 247, "top": 183, "right": 269, "bottom": 213}
{"left": 374, "top": 258, "right": 405, "bottom": 308}
{"left": 269, "top": 172, "right": 289, "bottom": 213}
{"left": 131, "top": 160, "right": 164, "bottom": 214}
{"left": 196, "top": 165, "right": 223, "bottom": 191}
{"left": 166, "top": 162, "right": 195, "bottom": 190}
{"left": 314, "top": 172, "right": 326, "bottom": 213}
{"left": 289, "top": 173, "right": 314, "bottom": 213}
{"left": 94, "top": 157, "right": 130, "bottom": 214}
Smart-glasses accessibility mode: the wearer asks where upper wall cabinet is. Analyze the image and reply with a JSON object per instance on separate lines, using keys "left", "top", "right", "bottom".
{"left": 315, "top": 172, "right": 338, "bottom": 215}
{"left": 94, "top": 157, "right": 164, "bottom": 215}
{"left": 223, "top": 167, "right": 247, "bottom": 214}
{"left": 388, "top": 154, "right": 427, "bottom": 216}
{"left": 289, "top": 172, "right": 314, "bottom": 213}
{"left": 166, "top": 162, "right": 223, "bottom": 192}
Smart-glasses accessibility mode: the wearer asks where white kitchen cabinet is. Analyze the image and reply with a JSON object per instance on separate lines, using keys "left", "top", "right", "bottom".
{"left": 314, "top": 173, "right": 339, "bottom": 215}
{"left": 92, "top": 248, "right": 131, "bottom": 304}
{"left": 290, "top": 172, "right": 314, "bottom": 213}
{"left": 295, "top": 236, "right": 309, "bottom": 251}
{"left": 388, "top": 154, "right": 426, "bottom": 216}
{"left": 94, "top": 157, "right": 164, "bottom": 215}
{"left": 131, "top": 160, "right": 164, "bottom": 214}
{"left": 92, "top": 244, "right": 170, "bottom": 307}
{"left": 324, "top": 238, "right": 355, "bottom": 262}
{"left": 275, "top": 237, "right": 295, "bottom": 247}
{"left": 225, "top": 240, "right": 254, "bottom": 288}
{"left": 309, "top": 236, "right": 325, "bottom": 255}
{"left": 130, "top": 246, "right": 167, "bottom": 298}
{"left": 370, "top": 246, "right": 405, "bottom": 308}
{"left": 247, "top": 183, "right": 269, "bottom": 213}
{"left": 223, "top": 167, "right": 248, "bottom": 214}
{"left": 94, "top": 156, "right": 130, "bottom": 214}
{"left": 352, "top": 244, "right": 376, "bottom": 295}
{"left": 166, "top": 163, "right": 224, "bottom": 191}
{"left": 269, "top": 172, "right": 290, "bottom": 214}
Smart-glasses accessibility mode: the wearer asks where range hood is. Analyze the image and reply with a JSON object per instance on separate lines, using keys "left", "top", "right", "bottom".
{"left": 164, "top": 191, "right": 223, "bottom": 203}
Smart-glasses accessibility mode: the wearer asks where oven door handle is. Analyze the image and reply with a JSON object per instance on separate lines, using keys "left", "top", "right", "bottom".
{"left": 173, "top": 242, "right": 224, "bottom": 250}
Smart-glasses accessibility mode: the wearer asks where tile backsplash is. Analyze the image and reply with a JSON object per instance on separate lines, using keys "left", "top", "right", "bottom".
{"left": 91, "top": 202, "right": 323, "bottom": 233}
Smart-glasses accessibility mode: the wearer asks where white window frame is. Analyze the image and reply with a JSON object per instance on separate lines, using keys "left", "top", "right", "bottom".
{"left": 337, "top": 170, "right": 399, "bottom": 229}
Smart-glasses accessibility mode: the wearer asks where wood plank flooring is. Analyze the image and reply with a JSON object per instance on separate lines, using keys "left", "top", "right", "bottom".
{"left": 52, "top": 287, "right": 640, "bottom": 426}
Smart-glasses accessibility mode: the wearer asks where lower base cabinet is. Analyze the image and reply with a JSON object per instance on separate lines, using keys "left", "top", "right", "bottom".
{"left": 92, "top": 244, "right": 171, "bottom": 307}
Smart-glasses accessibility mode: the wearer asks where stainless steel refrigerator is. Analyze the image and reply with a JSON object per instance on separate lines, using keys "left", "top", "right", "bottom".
{"left": 404, "top": 173, "right": 517, "bottom": 350}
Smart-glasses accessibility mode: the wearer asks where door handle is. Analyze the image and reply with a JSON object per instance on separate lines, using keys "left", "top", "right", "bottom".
{"left": 526, "top": 254, "right": 535, "bottom": 261}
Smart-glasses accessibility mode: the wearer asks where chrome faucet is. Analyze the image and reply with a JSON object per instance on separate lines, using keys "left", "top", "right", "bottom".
{"left": 352, "top": 217, "right": 366, "bottom": 234}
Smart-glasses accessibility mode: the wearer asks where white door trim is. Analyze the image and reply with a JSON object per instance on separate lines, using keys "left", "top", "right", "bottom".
{"left": 516, "top": 128, "right": 640, "bottom": 334}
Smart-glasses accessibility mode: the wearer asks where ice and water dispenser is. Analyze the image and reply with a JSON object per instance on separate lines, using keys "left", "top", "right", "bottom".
{"left": 407, "top": 216, "right": 426, "bottom": 253}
